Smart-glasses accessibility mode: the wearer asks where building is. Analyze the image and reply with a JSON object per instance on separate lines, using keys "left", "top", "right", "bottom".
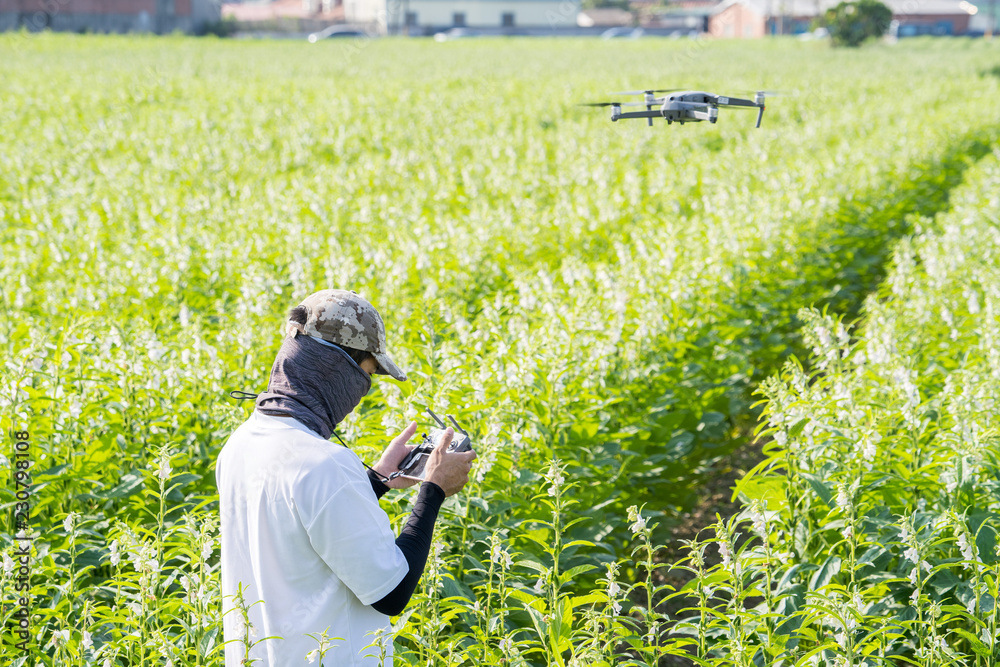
{"left": 345, "top": 0, "right": 580, "bottom": 33}
{"left": 708, "top": 0, "right": 980, "bottom": 36}
{"left": 576, "top": 6, "right": 633, "bottom": 27}
{"left": 221, "top": 0, "right": 343, "bottom": 33}
{"left": 0, "top": 0, "right": 219, "bottom": 32}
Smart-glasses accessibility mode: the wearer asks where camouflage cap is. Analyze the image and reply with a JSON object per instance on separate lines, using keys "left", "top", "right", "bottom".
{"left": 286, "top": 289, "right": 407, "bottom": 382}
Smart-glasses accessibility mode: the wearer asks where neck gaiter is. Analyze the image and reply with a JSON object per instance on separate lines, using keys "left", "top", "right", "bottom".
{"left": 255, "top": 332, "right": 371, "bottom": 439}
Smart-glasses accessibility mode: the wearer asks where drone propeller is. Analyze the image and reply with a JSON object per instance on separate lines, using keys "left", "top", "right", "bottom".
{"left": 578, "top": 100, "right": 669, "bottom": 112}
{"left": 611, "top": 88, "right": 684, "bottom": 96}
{"left": 751, "top": 89, "right": 797, "bottom": 96}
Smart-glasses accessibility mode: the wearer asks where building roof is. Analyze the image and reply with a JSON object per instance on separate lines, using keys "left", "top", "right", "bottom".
{"left": 712, "top": 0, "right": 980, "bottom": 16}
{"left": 577, "top": 7, "right": 633, "bottom": 26}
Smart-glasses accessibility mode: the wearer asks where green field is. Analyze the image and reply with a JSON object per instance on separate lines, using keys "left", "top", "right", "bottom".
{"left": 1, "top": 32, "right": 1000, "bottom": 666}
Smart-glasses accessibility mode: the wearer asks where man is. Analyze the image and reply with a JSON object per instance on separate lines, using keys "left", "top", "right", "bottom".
{"left": 216, "top": 289, "right": 476, "bottom": 666}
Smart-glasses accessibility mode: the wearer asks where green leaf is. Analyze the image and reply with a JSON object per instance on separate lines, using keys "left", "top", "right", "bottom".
{"left": 809, "top": 556, "right": 842, "bottom": 590}
{"left": 951, "top": 628, "right": 990, "bottom": 658}
{"left": 800, "top": 472, "right": 834, "bottom": 508}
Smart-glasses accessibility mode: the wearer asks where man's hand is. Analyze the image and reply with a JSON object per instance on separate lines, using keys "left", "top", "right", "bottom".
{"left": 424, "top": 428, "right": 477, "bottom": 497}
{"left": 372, "top": 421, "right": 420, "bottom": 489}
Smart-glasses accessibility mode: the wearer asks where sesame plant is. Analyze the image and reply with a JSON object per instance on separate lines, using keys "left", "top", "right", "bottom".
{"left": 676, "top": 148, "right": 1000, "bottom": 665}
{"left": 1, "top": 32, "right": 999, "bottom": 666}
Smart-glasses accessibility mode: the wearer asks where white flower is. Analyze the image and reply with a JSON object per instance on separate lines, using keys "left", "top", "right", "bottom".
{"left": 904, "top": 546, "right": 920, "bottom": 564}
{"left": 956, "top": 529, "right": 976, "bottom": 565}
{"left": 859, "top": 435, "right": 877, "bottom": 461}
{"left": 157, "top": 457, "right": 172, "bottom": 481}
{"left": 607, "top": 581, "right": 620, "bottom": 597}
{"left": 103, "top": 659, "right": 113, "bottom": 667}
{"left": 627, "top": 505, "right": 646, "bottom": 535}
{"left": 611, "top": 601, "right": 622, "bottom": 615}
{"left": 3, "top": 552, "right": 13, "bottom": 575}
{"left": 109, "top": 540, "right": 121, "bottom": 567}
{"left": 82, "top": 630, "right": 93, "bottom": 649}
{"left": 543, "top": 460, "right": 565, "bottom": 496}
{"left": 475, "top": 449, "right": 496, "bottom": 483}
{"left": 305, "top": 649, "right": 320, "bottom": 663}
{"left": 489, "top": 542, "right": 512, "bottom": 569}
{"left": 63, "top": 512, "right": 78, "bottom": 534}
{"left": 836, "top": 484, "right": 851, "bottom": 511}
{"left": 499, "top": 636, "right": 513, "bottom": 653}
{"left": 908, "top": 568, "right": 919, "bottom": 586}
{"left": 842, "top": 525, "right": 854, "bottom": 541}
{"left": 533, "top": 576, "right": 545, "bottom": 594}
{"left": 201, "top": 540, "right": 214, "bottom": 560}
{"left": 717, "top": 536, "right": 732, "bottom": 569}
{"left": 546, "top": 472, "right": 564, "bottom": 496}
{"left": 749, "top": 506, "right": 767, "bottom": 537}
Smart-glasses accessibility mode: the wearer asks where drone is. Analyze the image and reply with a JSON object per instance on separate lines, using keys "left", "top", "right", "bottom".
{"left": 582, "top": 89, "right": 767, "bottom": 128}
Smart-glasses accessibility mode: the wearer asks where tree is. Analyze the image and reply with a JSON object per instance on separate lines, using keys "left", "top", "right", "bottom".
{"left": 821, "top": 0, "right": 893, "bottom": 46}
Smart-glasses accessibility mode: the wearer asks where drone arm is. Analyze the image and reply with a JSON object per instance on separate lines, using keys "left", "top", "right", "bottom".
{"left": 756, "top": 105, "right": 764, "bottom": 128}
{"left": 613, "top": 110, "right": 663, "bottom": 121}
{"left": 717, "top": 96, "right": 757, "bottom": 108}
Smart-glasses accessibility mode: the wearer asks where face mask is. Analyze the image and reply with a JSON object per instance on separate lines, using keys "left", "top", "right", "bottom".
{"left": 255, "top": 332, "right": 372, "bottom": 439}
{"left": 308, "top": 335, "right": 373, "bottom": 396}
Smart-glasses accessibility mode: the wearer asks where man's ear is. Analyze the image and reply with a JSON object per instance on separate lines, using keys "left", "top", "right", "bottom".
{"left": 288, "top": 305, "right": 308, "bottom": 326}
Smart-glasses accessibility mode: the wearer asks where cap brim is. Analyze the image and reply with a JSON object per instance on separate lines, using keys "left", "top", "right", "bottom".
{"left": 373, "top": 351, "right": 407, "bottom": 381}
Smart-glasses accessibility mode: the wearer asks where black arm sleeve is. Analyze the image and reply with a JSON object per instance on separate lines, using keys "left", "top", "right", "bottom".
{"left": 367, "top": 468, "right": 390, "bottom": 500}
{"left": 371, "top": 481, "right": 445, "bottom": 616}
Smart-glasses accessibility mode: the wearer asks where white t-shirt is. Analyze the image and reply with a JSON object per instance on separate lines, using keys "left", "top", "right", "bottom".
{"left": 216, "top": 409, "right": 408, "bottom": 666}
